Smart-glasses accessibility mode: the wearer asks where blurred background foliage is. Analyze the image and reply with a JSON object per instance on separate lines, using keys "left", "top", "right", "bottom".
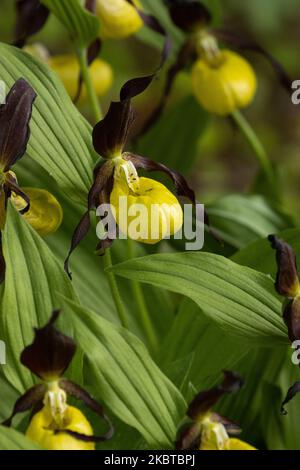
{"left": 1, "top": 0, "right": 300, "bottom": 215}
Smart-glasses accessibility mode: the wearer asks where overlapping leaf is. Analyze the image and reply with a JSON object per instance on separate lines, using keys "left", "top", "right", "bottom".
{"left": 62, "top": 297, "right": 186, "bottom": 449}
{"left": 111, "top": 252, "right": 287, "bottom": 344}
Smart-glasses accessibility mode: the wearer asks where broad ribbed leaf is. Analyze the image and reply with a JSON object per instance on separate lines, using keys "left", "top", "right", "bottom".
{"left": 62, "top": 297, "right": 186, "bottom": 449}
{"left": 0, "top": 203, "right": 77, "bottom": 393}
{"left": 206, "top": 194, "right": 291, "bottom": 249}
{"left": 0, "top": 426, "right": 41, "bottom": 450}
{"left": 41, "top": 0, "right": 99, "bottom": 48}
{"left": 0, "top": 43, "right": 96, "bottom": 203}
{"left": 111, "top": 252, "right": 287, "bottom": 344}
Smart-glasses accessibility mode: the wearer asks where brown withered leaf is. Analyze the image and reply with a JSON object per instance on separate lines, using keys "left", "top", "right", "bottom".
{"left": 0, "top": 79, "right": 36, "bottom": 171}
{"left": 21, "top": 310, "right": 76, "bottom": 381}
{"left": 14, "top": 0, "right": 49, "bottom": 48}
{"left": 268, "top": 235, "right": 300, "bottom": 298}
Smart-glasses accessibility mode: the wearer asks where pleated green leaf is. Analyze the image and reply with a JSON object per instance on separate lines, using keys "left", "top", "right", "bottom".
{"left": 41, "top": 0, "right": 99, "bottom": 48}
{"left": 111, "top": 252, "right": 287, "bottom": 344}
{"left": 62, "top": 297, "right": 186, "bottom": 449}
{"left": 0, "top": 203, "right": 77, "bottom": 393}
{"left": 0, "top": 426, "right": 41, "bottom": 450}
{"left": 0, "top": 42, "right": 96, "bottom": 203}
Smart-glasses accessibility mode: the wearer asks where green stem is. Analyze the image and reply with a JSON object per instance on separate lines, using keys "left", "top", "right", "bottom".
{"left": 78, "top": 47, "right": 128, "bottom": 328}
{"left": 103, "top": 249, "right": 129, "bottom": 329}
{"left": 77, "top": 48, "right": 102, "bottom": 122}
{"left": 231, "top": 109, "right": 275, "bottom": 188}
{"left": 127, "top": 239, "right": 158, "bottom": 352}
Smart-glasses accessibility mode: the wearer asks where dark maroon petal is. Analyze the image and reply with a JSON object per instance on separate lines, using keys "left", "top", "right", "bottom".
{"left": 214, "top": 29, "right": 292, "bottom": 91}
{"left": 65, "top": 161, "right": 114, "bottom": 277}
{"left": 139, "top": 40, "right": 196, "bottom": 137}
{"left": 281, "top": 381, "right": 300, "bottom": 415}
{"left": 93, "top": 101, "right": 136, "bottom": 159}
{"left": 2, "top": 384, "right": 46, "bottom": 427}
{"left": 166, "top": 0, "right": 212, "bottom": 32}
{"left": 283, "top": 298, "right": 300, "bottom": 343}
{"left": 124, "top": 152, "right": 196, "bottom": 204}
{"left": 21, "top": 311, "right": 76, "bottom": 381}
{"left": 175, "top": 422, "right": 201, "bottom": 450}
{"left": 268, "top": 235, "right": 300, "bottom": 298}
{"left": 85, "top": 0, "right": 96, "bottom": 13}
{"left": 14, "top": 0, "right": 49, "bottom": 48}
{"left": 59, "top": 379, "right": 114, "bottom": 441}
{"left": 64, "top": 211, "right": 92, "bottom": 279}
{"left": 187, "top": 371, "right": 244, "bottom": 419}
{"left": 0, "top": 79, "right": 36, "bottom": 171}
{"left": 212, "top": 413, "right": 242, "bottom": 435}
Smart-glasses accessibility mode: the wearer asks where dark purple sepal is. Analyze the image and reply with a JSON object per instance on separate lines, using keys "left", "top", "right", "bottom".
{"left": 268, "top": 235, "right": 300, "bottom": 298}
{"left": 281, "top": 381, "right": 300, "bottom": 415}
{"left": 187, "top": 370, "right": 243, "bottom": 419}
{"left": 283, "top": 298, "right": 300, "bottom": 343}
{"left": 14, "top": 0, "right": 49, "bottom": 48}
{"left": 166, "top": 0, "right": 212, "bottom": 32}
{"left": 21, "top": 310, "right": 76, "bottom": 381}
{"left": 0, "top": 79, "right": 36, "bottom": 171}
{"left": 175, "top": 422, "right": 201, "bottom": 450}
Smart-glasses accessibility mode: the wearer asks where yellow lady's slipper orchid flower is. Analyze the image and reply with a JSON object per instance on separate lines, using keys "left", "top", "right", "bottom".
{"left": 12, "top": 188, "right": 63, "bottom": 236}
{"left": 26, "top": 405, "right": 95, "bottom": 451}
{"left": 199, "top": 415, "right": 256, "bottom": 450}
{"left": 192, "top": 49, "right": 257, "bottom": 116}
{"left": 110, "top": 173, "right": 183, "bottom": 244}
{"left": 48, "top": 54, "right": 113, "bottom": 101}
{"left": 96, "top": 0, "right": 143, "bottom": 39}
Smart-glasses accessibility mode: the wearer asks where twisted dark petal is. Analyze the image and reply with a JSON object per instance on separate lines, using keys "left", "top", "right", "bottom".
{"left": 175, "top": 422, "right": 201, "bottom": 450}
{"left": 5, "top": 173, "right": 30, "bottom": 215}
{"left": 64, "top": 211, "right": 92, "bottom": 279}
{"left": 2, "top": 384, "right": 46, "bottom": 427}
{"left": 124, "top": 153, "right": 196, "bottom": 204}
{"left": 14, "top": 0, "right": 49, "bottom": 48}
{"left": 213, "top": 413, "right": 241, "bottom": 435}
{"left": 268, "top": 235, "right": 300, "bottom": 297}
{"left": 74, "top": 39, "right": 102, "bottom": 104}
{"left": 85, "top": 0, "right": 96, "bottom": 13}
{"left": 59, "top": 379, "right": 114, "bottom": 442}
{"left": 65, "top": 161, "right": 114, "bottom": 276}
{"left": 281, "top": 381, "right": 300, "bottom": 415}
{"left": 93, "top": 101, "right": 136, "bottom": 159}
{"left": 0, "top": 234, "right": 6, "bottom": 284}
{"left": 0, "top": 79, "right": 36, "bottom": 171}
{"left": 166, "top": 0, "right": 212, "bottom": 32}
{"left": 283, "top": 298, "right": 300, "bottom": 343}
{"left": 21, "top": 310, "right": 76, "bottom": 380}
{"left": 213, "top": 29, "right": 292, "bottom": 91}
{"left": 139, "top": 40, "right": 196, "bottom": 137}
{"left": 187, "top": 370, "right": 244, "bottom": 419}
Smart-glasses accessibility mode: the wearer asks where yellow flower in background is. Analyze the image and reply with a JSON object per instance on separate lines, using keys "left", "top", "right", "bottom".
{"left": 12, "top": 188, "right": 63, "bottom": 236}
{"left": 96, "top": 0, "right": 143, "bottom": 39}
{"left": 192, "top": 49, "right": 257, "bottom": 116}
{"left": 26, "top": 405, "right": 95, "bottom": 451}
{"left": 48, "top": 54, "right": 113, "bottom": 102}
{"left": 110, "top": 172, "right": 183, "bottom": 244}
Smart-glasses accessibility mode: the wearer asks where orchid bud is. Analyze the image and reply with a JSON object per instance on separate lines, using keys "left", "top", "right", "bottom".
{"left": 96, "top": 0, "right": 143, "bottom": 39}
{"left": 191, "top": 49, "right": 257, "bottom": 115}
{"left": 26, "top": 405, "right": 95, "bottom": 450}
{"left": 48, "top": 54, "right": 113, "bottom": 101}
{"left": 12, "top": 188, "right": 63, "bottom": 236}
